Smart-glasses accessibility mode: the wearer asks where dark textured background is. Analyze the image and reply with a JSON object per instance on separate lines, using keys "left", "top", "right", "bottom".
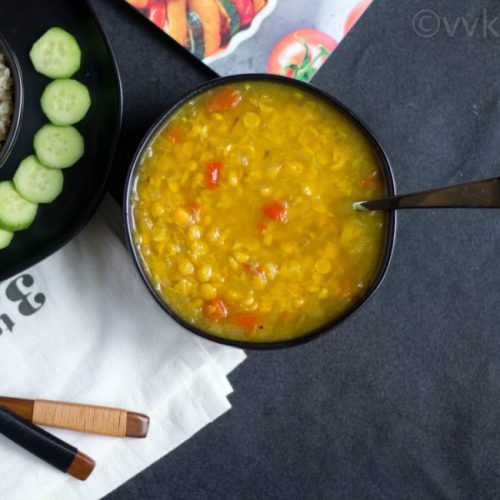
{"left": 86, "top": 0, "right": 500, "bottom": 498}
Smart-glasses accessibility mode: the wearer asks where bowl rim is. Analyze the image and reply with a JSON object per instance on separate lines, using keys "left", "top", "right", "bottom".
{"left": 123, "top": 74, "right": 397, "bottom": 350}
{"left": 0, "top": 32, "right": 24, "bottom": 169}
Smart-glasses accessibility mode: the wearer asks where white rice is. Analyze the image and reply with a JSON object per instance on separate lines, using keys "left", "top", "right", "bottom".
{"left": 0, "top": 50, "right": 13, "bottom": 148}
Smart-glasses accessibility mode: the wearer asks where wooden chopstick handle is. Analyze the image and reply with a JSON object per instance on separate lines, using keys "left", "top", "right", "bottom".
{"left": 0, "top": 396, "right": 34, "bottom": 420}
{"left": 0, "top": 396, "right": 149, "bottom": 438}
{"left": 33, "top": 400, "right": 128, "bottom": 437}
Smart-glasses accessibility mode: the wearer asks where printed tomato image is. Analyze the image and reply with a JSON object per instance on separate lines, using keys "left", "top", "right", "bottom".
{"left": 268, "top": 29, "right": 337, "bottom": 82}
{"left": 147, "top": 0, "right": 167, "bottom": 29}
{"left": 344, "top": 0, "right": 373, "bottom": 35}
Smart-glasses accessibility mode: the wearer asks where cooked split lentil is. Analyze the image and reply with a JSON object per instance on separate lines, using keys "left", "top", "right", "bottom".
{"left": 132, "top": 80, "right": 387, "bottom": 343}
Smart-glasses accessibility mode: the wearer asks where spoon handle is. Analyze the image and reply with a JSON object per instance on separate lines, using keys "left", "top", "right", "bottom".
{"left": 355, "top": 176, "right": 500, "bottom": 211}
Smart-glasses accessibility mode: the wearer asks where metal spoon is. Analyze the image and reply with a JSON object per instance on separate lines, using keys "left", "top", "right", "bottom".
{"left": 354, "top": 176, "right": 500, "bottom": 211}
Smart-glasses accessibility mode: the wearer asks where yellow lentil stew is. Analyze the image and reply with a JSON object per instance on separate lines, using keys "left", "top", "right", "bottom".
{"left": 131, "top": 80, "right": 388, "bottom": 343}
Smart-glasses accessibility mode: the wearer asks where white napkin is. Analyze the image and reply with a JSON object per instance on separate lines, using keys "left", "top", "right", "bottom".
{"left": 0, "top": 194, "right": 245, "bottom": 500}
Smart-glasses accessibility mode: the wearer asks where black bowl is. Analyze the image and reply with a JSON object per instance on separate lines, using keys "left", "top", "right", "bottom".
{"left": 124, "top": 74, "right": 397, "bottom": 350}
{"left": 0, "top": 32, "right": 23, "bottom": 169}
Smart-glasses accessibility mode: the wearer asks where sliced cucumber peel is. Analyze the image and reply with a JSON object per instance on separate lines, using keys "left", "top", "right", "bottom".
{"left": 30, "top": 27, "right": 81, "bottom": 79}
{"left": 14, "top": 155, "right": 64, "bottom": 204}
{"left": 34, "top": 124, "right": 84, "bottom": 169}
{"left": 0, "top": 181, "right": 38, "bottom": 232}
{"left": 41, "top": 79, "right": 91, "bottom": 126}
{"left": 0, "top": 229, "right": 14, "bottom": 250}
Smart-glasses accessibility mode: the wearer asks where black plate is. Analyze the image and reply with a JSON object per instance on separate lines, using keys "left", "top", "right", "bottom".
{"left": 0, "top": 0, "right": 122, "bottom": 280}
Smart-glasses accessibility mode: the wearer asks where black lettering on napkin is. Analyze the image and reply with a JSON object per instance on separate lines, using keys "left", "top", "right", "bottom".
{"left": 0, "top": 314, "right": 14, "bottom": 335}
{"left": 6, "top": 275, "right": 46, "bottom": 316}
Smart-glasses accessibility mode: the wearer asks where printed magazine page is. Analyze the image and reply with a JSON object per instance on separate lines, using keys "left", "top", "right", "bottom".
{"left": 124, "top": 0, "right": 373, "bottom": 81}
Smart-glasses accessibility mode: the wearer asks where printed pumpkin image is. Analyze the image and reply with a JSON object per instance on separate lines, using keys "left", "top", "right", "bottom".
{"left": 127, "top": 0, "right": 269, "bottom": 58}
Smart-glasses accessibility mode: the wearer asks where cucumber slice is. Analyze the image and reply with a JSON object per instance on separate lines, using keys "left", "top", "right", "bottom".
{"left": 0, "top": 182, "right": 38, "bottom": 232}
{"left": 187, "top": 11, "right": 205, "bottom": 59}
{"left": 41, "top": 79, "right": 91, "bottom": 126}
{"left": 0, "top": 229, "right": 14, "bottom": 250}
{"left": 14, "top": 156, "right": 64, "bottom": 204}
{"left": 30, "top": 27, "right": 81, "bottom": 79}
{"left": 34, "top": 124, "right": 84, "bottom": 169}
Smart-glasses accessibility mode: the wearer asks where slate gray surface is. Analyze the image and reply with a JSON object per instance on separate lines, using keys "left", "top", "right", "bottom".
{"left": 88, "top": 0, "right": 500, "bottom": 498}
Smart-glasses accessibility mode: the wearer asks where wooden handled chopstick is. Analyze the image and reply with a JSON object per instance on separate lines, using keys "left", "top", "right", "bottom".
{"left": 0, "top": 397, "right": 149, "bottom": 438}
{"left": 0, "top": 405, "right": 95, "bottom": 480}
